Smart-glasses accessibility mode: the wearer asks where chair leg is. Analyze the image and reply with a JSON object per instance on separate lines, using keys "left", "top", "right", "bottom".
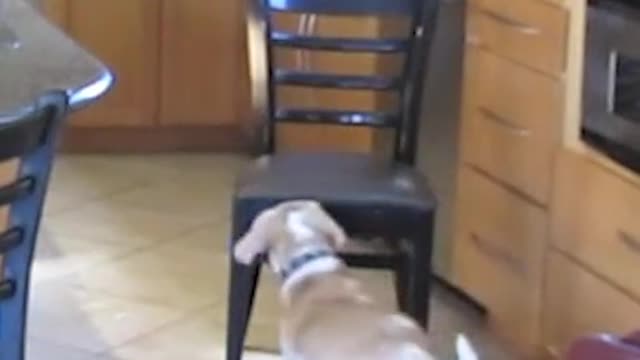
{"left": 404, "top": 247, "right": 430, "bottom": 328}
{"left": 226, "top": 260, "right": 261, "bottom": 360}
{"left": 394, "top": 246, "right": 409, "bottom": 314}
{"left": 403, "top": 214, "right": 435, "bottom": 330}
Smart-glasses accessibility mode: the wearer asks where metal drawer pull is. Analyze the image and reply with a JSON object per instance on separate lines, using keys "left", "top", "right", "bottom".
{"left": 481, "top": 10, "right": 541, "bottom": 35}
{"left": 618, "top": 230, "right": 640, "bottom": 254}
{"left": 480, "top": 108, "right": 531, "bottom": 137}
{"left": 465, "top": 34, "right": 481, "bottom": 47}
{"left": 470, "top": 233, "right": 526, "bottom": 276}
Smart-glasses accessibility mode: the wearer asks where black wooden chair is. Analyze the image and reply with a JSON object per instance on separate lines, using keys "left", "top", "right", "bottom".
{"left": 0, "top": 92, "right": 68, "bottom": 360}
{"left": 227, "top": 1, "right": 440, "bottom": 359}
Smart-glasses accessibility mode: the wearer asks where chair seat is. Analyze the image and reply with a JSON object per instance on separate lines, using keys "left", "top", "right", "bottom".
{"left": 234, "top": 152, "right": 436, "bottom": 235}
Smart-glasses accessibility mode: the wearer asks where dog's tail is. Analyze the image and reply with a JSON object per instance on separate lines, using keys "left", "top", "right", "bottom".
{"left": 456, "top": 334, "right": 479, "bottom": 360}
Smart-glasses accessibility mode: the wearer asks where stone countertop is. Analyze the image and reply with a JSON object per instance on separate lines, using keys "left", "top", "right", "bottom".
{"left": 0, "top": 0, "right": 112, "bottom": 117}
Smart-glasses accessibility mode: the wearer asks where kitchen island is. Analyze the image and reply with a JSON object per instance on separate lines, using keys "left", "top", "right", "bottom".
{"left": 0, "top": 0, "right": 111, "bottom": 116}
{"left": 0, "top": 1, "right": 110, "bottom": 359}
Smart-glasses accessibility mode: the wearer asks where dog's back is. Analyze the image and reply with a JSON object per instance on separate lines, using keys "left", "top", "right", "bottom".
{"left": 232, "top": 201, "right": 478, "bottom": 360}
{"left": 283, "top": 273, "right": 477, "bottom": 360}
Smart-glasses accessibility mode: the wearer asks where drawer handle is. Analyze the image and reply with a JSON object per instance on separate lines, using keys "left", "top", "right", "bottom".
{"left": 479, "top": 108, "right": 531, "bottom": 137}
{"left": 470, "top": 233, "right": 526, "bottom": 276}
{"left": 618, "top": 230, "right": 640, "bottom": 255}
{"left": 480, "top": 10, "right": 541, "bottom": 36}
{"left": 465, "top": 34, "right": 482, "bottom": 47}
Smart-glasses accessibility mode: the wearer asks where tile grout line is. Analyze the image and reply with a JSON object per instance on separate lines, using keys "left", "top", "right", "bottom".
{"left": 44, "top": 180, "right": 155, "bottom": 219}
{"left": 27, "top": 335, "right": 103, "bottom": 358}
{"left": 94, "top": 301, "right": 225, "bottom": 358}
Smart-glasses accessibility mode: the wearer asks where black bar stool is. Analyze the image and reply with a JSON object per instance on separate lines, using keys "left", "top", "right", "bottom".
{"left": 0, "top": 92, "right": 68, "bottom": 360}
{"left": 226, "top": 1, "right": 441, "bottom": 359}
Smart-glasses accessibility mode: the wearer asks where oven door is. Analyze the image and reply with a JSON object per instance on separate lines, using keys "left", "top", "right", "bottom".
{"left": 583, "top": 2, "right": 640, "bottom": 158}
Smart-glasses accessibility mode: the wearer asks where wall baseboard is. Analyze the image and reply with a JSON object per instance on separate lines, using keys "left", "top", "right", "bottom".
{"left": 59, "top": 125, "right": 251, "bottom": 153}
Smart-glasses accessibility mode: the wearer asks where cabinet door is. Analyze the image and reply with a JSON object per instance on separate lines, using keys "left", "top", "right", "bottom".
{"left": 41, "top": 0, "right": 68, "bottom": 27}
{"left": 542, "top": 252, "right": 640, "bottom": 358}
{"left": 160, "top": 0, "right": 249, "bottom": 126}
{"left": 65, "top": 0, "right": 160, "bottom": 127}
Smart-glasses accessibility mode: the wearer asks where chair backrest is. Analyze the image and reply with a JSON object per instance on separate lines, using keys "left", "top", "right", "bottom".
{"left": 566, "top": 332, "right": 640, "bottom": 360}
{"left": 247, "top": 0, "right": 441, "bottom": 164}
{"left": 0, "top": 92, "right": 68, "bottom": 360}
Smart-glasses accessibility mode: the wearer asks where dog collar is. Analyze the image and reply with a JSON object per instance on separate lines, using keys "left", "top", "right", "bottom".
{"left": 280, "top": 249, "right": 336, "bottom": 280}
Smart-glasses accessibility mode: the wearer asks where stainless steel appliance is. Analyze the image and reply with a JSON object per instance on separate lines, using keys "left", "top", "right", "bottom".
{"left": 416, "top": 0, "right": 465, "bottom": 276}
{"left": 583, "top": 0, "right": 640, "bottom": 173}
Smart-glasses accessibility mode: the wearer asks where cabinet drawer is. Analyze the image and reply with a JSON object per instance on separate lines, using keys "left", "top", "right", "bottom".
{"left": 463, "top": 48, "right": 563, "bottom": 142}
{"left": 466, "top": 0, "right": 568, "bottom": 75}
{"left": 462, "top": 116, "right": 555, "bottom": 204}
{"left": 462, "top": 48, "right": 562, "bottom": 204}
{"left": 552, "top": 151, "right": 640, "bottom": 299}
{"left": 453, "top": 167, "right": 547, "bottom": 351}
{"left": 543, "top": 252, "right": 640, "bottom": 358}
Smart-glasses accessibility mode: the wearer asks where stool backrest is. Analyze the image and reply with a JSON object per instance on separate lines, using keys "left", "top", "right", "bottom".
{"left": 0, "top": 92, "right": 68, "bottom": 360}
{"left": 247, "top": 0, "right": 441, "bottom": 164}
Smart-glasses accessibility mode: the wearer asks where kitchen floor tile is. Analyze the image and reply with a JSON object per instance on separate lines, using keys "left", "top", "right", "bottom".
{"left": 27, "top": 338, "right": 102, "bottom": 360}
{"left": 31, "top": 223, "right": 135, "bottom": 283}
{"left": 64, "top": 239, "right": 229, "bottom": 310}
{"left": 105, "top": 307, "right": 278, "bottom": 360}
{"left": 27, "top": 154, "right": 517, "bottom": 359}
{"left": 44, "top": 200, "right": 207, "bottom": 247}
{"left": 27, "top": 281, "right": 184, "bottom": 354}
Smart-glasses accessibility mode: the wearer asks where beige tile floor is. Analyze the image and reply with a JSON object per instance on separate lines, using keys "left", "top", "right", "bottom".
{"left": 26, "top": 154, "right": 516, "bottom": 359}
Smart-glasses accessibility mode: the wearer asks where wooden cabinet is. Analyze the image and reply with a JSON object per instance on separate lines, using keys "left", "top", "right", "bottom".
{"left": 542, "top": 150, "right": 640, "bottom": 358}
{"left": 451, "top": 0, "right": 569, "bottom": 355}
{"left": 542, "top": 248, "right": 640, "bottom": 358}
{"left": 41, "top": 1, "right": 388, "bottom": 152}
{"left": 41, "top": 0, "right": 66, "bottom": 25}
{"left": 461, "top": 47, "right": 563, "bottom": 204}
{"left": 552, "top": 151, "right": 640, "bottom": 299}
{"left": 42, "top": 0, "right": 250, "bottom": 151}
{"left": 467, "top": 0, "right": 568, "bottom": 75}
{"left": 450, "top": 0, "right": 640, "bottom": 357}
{"left": 66, "top": 0, "right": 160, "bottom": 128}
{"left": 160, "top": 0, "right": 248, "bottom": 126}
{"left": 453, "top": 167, "right": 547, "bottom": 352}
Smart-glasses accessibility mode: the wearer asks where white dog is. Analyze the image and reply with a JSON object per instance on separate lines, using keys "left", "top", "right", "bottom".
{"left": 234, "top": 200, "right": 479, "bottom": 360}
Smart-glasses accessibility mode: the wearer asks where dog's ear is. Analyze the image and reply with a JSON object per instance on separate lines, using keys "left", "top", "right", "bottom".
{"left": 233, "top": 209, "right": 277, "bottom": 265}
{"left": 233, "top": 230, "right": 266, "bottom": 265}
{"left": 304, "top": 202, "right": 348, "bottom": 249}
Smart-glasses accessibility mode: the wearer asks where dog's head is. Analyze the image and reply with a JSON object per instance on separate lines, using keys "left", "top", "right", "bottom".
{"left": 233, "top": 200, "right": 347, "bottom": 273}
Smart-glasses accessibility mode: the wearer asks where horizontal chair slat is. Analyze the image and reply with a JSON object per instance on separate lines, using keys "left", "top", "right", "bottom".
{"left": 0, "top": 228, "right": 24, "bottom": 253}
{"left": 0, "top": 279, "right": 16, "bottom": 300}
{"left": 266, "top": 0, "right": 414, "bottom": 15}
{"left": 271, "top": 32, "right": 409, "bottom": 53}
{"left": 275, "top": 70, "right": 401, "bottom": 91}
{"left": 0, "top": 178, "right": 35, "bottom": 207}
{"left": 276, "top": 109, "right": 398, "bottom": 127}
